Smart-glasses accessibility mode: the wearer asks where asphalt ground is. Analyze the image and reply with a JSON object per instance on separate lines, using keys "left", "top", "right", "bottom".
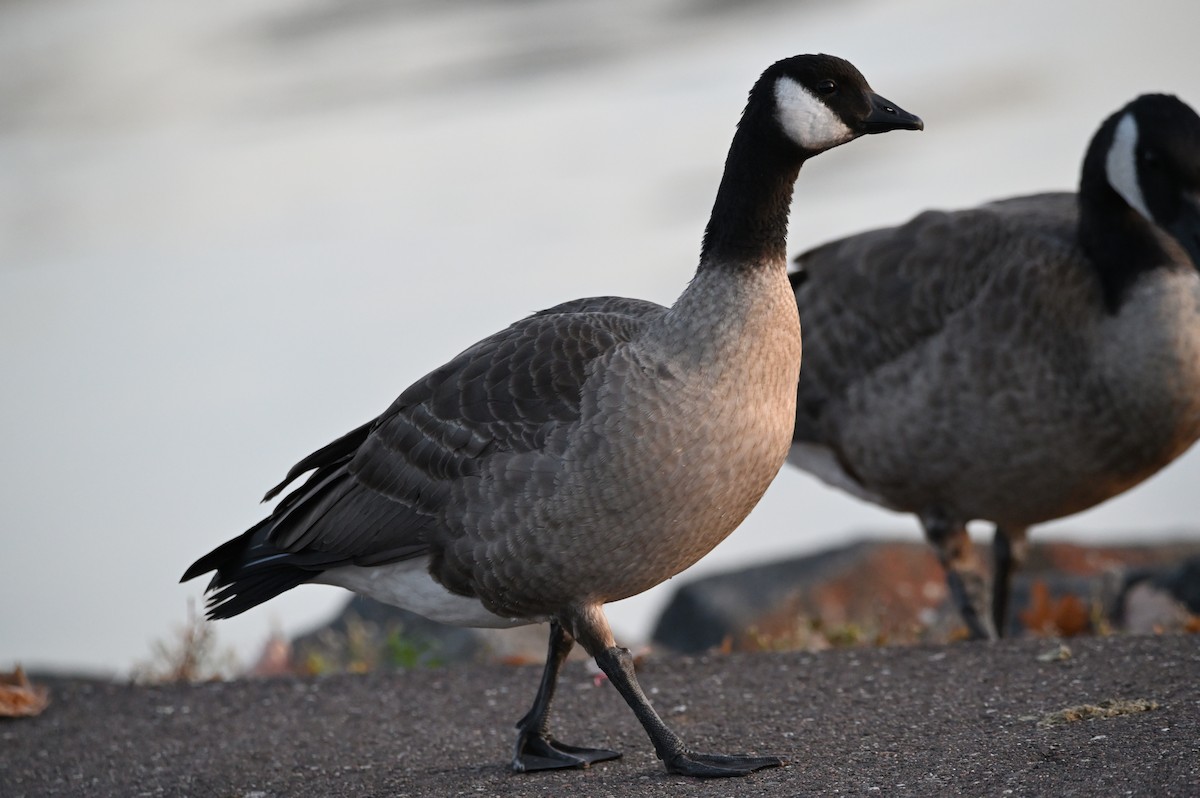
{"left": 4, "top": 633, "right": 1197, "bottom": 797}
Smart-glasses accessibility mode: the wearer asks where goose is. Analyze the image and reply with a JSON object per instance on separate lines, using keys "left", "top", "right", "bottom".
{"left": 787, "top": 93, "right": 1200, "bottom": 640}
{"left": 183, "top": 53, "right": 921, "bottom": 778}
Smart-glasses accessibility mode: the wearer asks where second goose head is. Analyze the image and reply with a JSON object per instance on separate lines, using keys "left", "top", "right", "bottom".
{"left": 1083, "top": 93, "right": 1200, "bottom": 307}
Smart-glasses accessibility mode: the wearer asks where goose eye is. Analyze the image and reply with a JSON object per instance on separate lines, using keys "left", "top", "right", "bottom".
{"left": 1140, "top": 148, "right": 1160, "bottom": 167}
{"left": 816, "top": 79, "right": 838, "bottom": 96}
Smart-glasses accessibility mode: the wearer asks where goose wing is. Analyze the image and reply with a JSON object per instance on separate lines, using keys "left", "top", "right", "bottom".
{"left": 258, "top": 296, "right": 663, "bottom": 565}
{"left": 791, "top": 193, "right": 1077, "bottom": 443}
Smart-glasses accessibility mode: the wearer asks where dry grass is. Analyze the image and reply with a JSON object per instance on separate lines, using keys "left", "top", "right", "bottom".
{"left": 132, "top": 600, "right": 239, "bottom": 684}
{"left": 1037, "top": 698, "right": 1161, "bottom": 728}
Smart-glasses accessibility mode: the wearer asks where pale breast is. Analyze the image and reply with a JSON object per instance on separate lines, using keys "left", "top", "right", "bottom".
{"left": 458, "top": 266, "right": 802, "bottom": 615}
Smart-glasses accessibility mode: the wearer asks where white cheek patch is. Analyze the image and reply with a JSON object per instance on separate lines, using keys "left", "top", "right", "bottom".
{"left": 774, "top": 76, "right": 854, "bottom": 151}
{"left": 1106, "top": 113, "right": 1152, "bottom": 220}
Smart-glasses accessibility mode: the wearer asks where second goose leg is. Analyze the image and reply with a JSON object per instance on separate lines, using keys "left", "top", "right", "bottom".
{"left": 922, "top": 512, "right": 997, "bottom": 640}
{"left": 991, "top": 525, "right": 1029, "bottom": 638}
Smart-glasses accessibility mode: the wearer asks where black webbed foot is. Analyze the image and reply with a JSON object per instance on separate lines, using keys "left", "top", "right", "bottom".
{"left": 664, "top": 750, "right": 784, "bottom": 778}
{"left": 510, "top": 622, "right": 621, "bottom": 773}
{"left": 512, "top": 732, "right": 621, "bottom": 772}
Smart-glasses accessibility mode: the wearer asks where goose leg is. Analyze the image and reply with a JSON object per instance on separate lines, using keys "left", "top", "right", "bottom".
{"left": 991, "top": 525, "right": 1028, "bottom": 638}
{"left": 566, "top": 605, "right": 783, "bottom": 778}
{"left": 921, "top": 512, "right": 997, "bottom": 640}
{"left": 512, "top": 621, "right": 622, "bottom": 772}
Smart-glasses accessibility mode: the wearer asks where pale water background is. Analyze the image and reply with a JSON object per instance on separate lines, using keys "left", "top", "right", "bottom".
{"left": 3, "top": 0, "right": 1199, "bottom": 675}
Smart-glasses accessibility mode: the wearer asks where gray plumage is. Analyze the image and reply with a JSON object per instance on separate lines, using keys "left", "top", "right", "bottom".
{"left": 788, "top": 93, "right": 1200, "bottom": 639}
{"left": 184, "top": 54, "right": 921, "bottom": 777}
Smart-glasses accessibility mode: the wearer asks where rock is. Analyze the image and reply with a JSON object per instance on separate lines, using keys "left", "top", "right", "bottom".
{"left": 284, "top": 596, "right": 563, "bottom": 675}
{"left": 1115, "top": 553, "right": 1200, "bottom": 634}
{"left": 651, "top": 537, "right": 1200, "bottom": 653}
{"left": 653, "top": 540, "right": 955, "bottom": 653}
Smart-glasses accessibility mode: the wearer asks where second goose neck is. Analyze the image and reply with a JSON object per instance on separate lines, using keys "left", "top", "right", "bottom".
{"left": 1078, "top": 172, "right": 1177, "bottom": 313}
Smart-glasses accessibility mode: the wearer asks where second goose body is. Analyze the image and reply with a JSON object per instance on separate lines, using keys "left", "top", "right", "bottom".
{"left": 788, "top": 94, "right": 1200, "bottom": 639}
{"left": 183, "top": 54, "right": 922, "bottom": 777}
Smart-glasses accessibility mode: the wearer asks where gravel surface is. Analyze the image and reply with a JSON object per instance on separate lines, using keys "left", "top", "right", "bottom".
{"left": 4, "top": 634, "right": 1198, "bottom": 797}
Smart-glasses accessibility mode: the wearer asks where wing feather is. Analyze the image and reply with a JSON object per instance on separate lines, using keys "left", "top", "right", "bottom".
{"left": 264, "top": 296, "right": 664, "bottom": 562}
{"left": 189, "top": 294, "right": 664, "bottom": 617}
{"left": 793, "top": 193, "right": 1078, "bottom": 443}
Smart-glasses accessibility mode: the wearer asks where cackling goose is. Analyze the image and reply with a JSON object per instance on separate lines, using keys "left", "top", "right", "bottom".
{"left": 184, "top": 54, "right": 922, "bottom": 777}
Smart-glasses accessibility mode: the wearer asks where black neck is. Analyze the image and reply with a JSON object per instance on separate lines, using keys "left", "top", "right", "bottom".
{"left": 1077, "top": 135, "right": 1175, "bottom": 313}
{"left": 699, "top": 104, "right": 807, "bottom": 269}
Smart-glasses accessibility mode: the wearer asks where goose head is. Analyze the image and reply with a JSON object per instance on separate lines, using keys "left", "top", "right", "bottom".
{"left": 1100, "top": 94, "right": 1200, "bottom": 269}
{"left": 699, "top": 55, "right": 921, "bottom": 266}
{"left": 753, "top": 53, "right": 924, "bottom": 156}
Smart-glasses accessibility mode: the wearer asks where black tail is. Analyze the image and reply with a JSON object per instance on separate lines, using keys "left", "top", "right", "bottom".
{"left": 181, "top": 421, "right": 376, "bottom": 619}
{"left": 180, "top": 518, "right": 334, "bottom": 620}
{"left": 263, "top": 420, "right": 374, "bottom": 501}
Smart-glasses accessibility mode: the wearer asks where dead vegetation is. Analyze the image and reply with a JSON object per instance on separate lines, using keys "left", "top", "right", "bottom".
{"left": 0, "top": 666, "right": 50, "bottom": 718}
{"left": 1037, "top": 698, "right": 1161, "bottom": 728}
{"left": 132, "top": 601, "right": 239, "bottom": 684}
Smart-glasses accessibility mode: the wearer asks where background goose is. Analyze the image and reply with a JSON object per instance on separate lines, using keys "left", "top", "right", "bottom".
{"left": 183, "top": 54, "right": 921, "bottom": 778}
{"left": 787, "top": 93, "right": 1200, "bottom": 640}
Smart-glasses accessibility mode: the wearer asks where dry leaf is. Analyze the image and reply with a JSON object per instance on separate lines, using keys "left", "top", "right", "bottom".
{"left": 1020, "top": 581, "right": 1090, "bottom": 637}
{"left": 0, "top": 666, "right": 50, "bottom": 718}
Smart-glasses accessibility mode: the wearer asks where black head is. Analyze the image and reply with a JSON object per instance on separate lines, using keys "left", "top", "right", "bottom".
{"left": 1096, "top": 93, "right": 1200, "bottom": 268}
{"left": 747, "top": 53, "right": 923, "bottom": 155}
{"left": 700, "top": 54, "right": 920, "bottom": 265}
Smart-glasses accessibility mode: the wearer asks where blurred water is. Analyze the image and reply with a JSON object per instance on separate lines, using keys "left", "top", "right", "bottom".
{"left": 2, "top": 0, "right": 1199, "bottom": 675}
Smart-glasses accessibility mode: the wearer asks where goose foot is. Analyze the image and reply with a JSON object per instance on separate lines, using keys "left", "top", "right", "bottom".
{"left": 568, "top": 603, "right": 783, "bottom": 780}
{"left": 664, "top": 750, "right": 785, "bottom": 778}
{"left": 512, "top": 732, "right": 621, "bottom": 772}
{"left": 511, "top": 621, "right": 621, "bottom": 773}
